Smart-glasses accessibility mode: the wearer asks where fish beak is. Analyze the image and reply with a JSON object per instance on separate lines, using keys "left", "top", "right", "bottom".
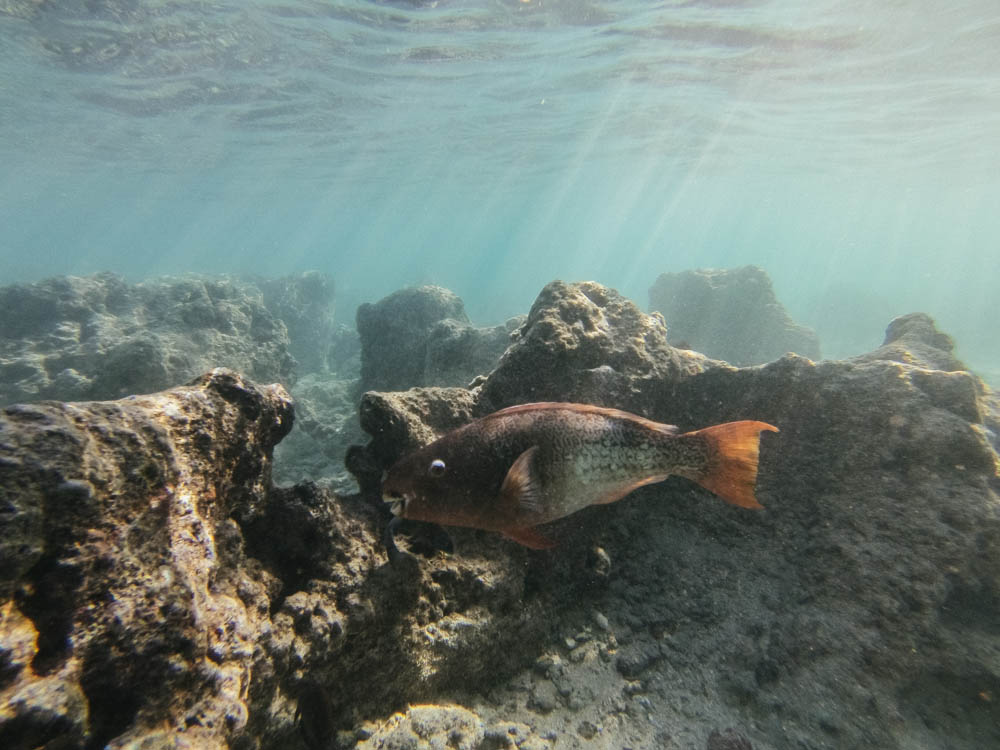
{"left": 384, "top": 494, "right": 406, "bottom": 517}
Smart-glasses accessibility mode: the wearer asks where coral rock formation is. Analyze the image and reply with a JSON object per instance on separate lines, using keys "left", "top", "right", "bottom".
{"left": 648, "top": 265, "right": 820, "bottom": 365}
{"left": 0, "top": 273, "right": 297, "bottom": 405}
{"left": 1, "top": 277, "right": 997, "bottom": 750}
{"left": 348, "top": 281, "right": 999, "bottom": 750}
{"left": 0, "top": 369, "right": 293, "bottom": 749}
{"left": 356, "top": 285, "right": 518, "bottom": 392}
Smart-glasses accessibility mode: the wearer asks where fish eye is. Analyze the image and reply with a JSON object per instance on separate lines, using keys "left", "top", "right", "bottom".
{"left": 428, "top": 458, "right": 446, "bottom": 477}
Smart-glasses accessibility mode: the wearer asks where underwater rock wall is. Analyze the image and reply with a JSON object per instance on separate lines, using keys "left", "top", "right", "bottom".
{"left": 349, "top": 281, "right": 1000, "bottom": 750}
{"left": 0, "top": 276, "right": 997, "bottom": 750}
{"left": 0, "top": 370, "right": 294, "bottom": 749}
{"left": 649, "top": 265, "right": 821, "bottom": 366}
{"left": 0, "top": 270, "right": 361, "bottom": 488}
{"left": 0, "top": 272, "right": 333, "bottom": 406}
{"left": 356, "top": 285, "right": 521, "bottom": 392}
{"left": 0, "top": 367, "right": 562, "bottom": 749}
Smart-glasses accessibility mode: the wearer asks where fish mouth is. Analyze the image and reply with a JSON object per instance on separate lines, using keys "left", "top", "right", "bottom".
{"left": 384, "top": 493, "right": 407, "bottom": 517}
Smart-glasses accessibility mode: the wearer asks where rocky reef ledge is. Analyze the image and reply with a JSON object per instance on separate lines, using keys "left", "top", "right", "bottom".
{"left": 1, "top": 370, "right": 294, "bottom": 748}
{"left": 1, "top": 282, "right": 999, "bottom": 750}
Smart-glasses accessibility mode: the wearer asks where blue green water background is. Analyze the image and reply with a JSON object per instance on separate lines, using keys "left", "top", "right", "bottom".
{"left": 1, "top": 1, "right": 997, "bottom": 372}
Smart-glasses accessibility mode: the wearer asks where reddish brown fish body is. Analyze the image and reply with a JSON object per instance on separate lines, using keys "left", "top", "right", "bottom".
{"left": 382, "top": 402, "right": 777, "bottom": 549}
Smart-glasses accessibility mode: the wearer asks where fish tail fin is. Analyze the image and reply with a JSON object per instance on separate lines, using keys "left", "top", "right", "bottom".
{"left": 683, "top": 421, "right": 778, "bottom": 509}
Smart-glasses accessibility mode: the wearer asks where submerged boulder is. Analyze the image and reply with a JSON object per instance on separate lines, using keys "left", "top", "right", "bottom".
{"left": 1, "top": 276, "right": 997, "bottom": 750}
{"left": 356, "top": 285, "right": 517, "bottom": 392}
{"left": 0, "top": 369, "right": 293, "bottom": 749}
{"left": 356, "top": 286, "right": 469, "bottom": 392}
{"left": 648, "top": 265, "right": 820, "bottom": 365}
{"left": 257, "top": 271, "right": 336, "bottom": 375}
{"left": 0, "top": 273, "right": 297, "bottom": 405}
{"left": 348, "top": 280, "right": 999, "bottom": 750}
{"left": 478, "top": 280, "right": 708, "bottom": 413}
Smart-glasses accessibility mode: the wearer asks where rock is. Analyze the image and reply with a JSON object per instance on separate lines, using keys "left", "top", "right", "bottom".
{"left": 707, "top": 728, "right": 753, "bottom": 750}
{"left": 0, "top": 273, "right": 296, "bottom": 405}
{"left": 0, "top": 367, "right": 557, "bottom": 749}
{"left": 355, "top": 704, "right": 484, "bottom": 750}
{"left": 648, "top": 265, "right": 821, "bottom": 365}
{"left": 347, "top": 278, "right": 999, "bottom": 750}
{"left": 615, "top": 639, "right": 661, "bottom": 679}
{"left": 257, "top": 271, "right": 336, "bottom": 375}
{"left": 329, "top": 323, "right": 362, "bottom": 378}
{"left": 425, "top": 317, "right": 523, "bottom": 389}
{"left": 857, "top": 311, "right": 968, "bottom": 373}
{"left": 3, "top": 270, "right": 999, "bottom": 750}
{"left": 528, "top": 682, "right": 560, "bottom": 713}
{"left": 356, "top": 285, "right": 516, "bottom": 392}
{"left": 355, "top": 286, "right": 464, "bottom": 391}
{"left": 355, "top": 707, "right": 556, "bottom": 750}
{"left": 0, "top": 369, "right": 293, "bottom": 749}
{"left": 346, "top": 387, "right": 483, "bottom": 500}
{"left": 0, "top": 270, "right": 355, "bottom": 489}
{"left": 480, "top": 280, "right": 708, "bottom": 413}
{"left": 577, "top": 720, "right": 599, "bottom": 739}
{"left": 272, "top": 374, "right": 364, "bottom": 489}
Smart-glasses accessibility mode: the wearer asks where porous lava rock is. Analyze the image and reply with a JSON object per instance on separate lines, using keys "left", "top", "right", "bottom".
{"left": 0, "top": 370, "right": 556, "bottom": 750}
{"left": 356, "top": 286, "right": 517, "bottom": 392}
{"left": 0, "top": 273, "right": 296, "bottom": 405}
{"left": 0, "top": 369, "right": 293, "bottom": 749}
{"left": 2, "top": 276, "right": 998, "bottom": 750}
{"left": 347, "top": 280, "right": 999, "bottom": 750}
{"left": 478, "top": 280, "right": 709, "bottom": 414}
{"left": 648, "top": 265, "right": 820, "bottom": 365}
{"left": 257, "top": 271, "right": 336, "bottom": 375}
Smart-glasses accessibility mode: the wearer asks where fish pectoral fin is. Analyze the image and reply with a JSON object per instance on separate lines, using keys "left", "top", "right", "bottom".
{"left": 503, "top": 525, "right": 556, "bottom": 550}
{"left": 499, "top": 445, "right": 544, "bottom": 514}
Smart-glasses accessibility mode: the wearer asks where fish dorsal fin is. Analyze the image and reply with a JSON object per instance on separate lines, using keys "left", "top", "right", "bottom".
{"left": 503, "top": 526, "right": 557, "bottom": 550}
{"left": 499, "top": 446, "right": 544, "bottom": 515}
{"left": 489, "top": 402, "right": 678, "bottom": 436}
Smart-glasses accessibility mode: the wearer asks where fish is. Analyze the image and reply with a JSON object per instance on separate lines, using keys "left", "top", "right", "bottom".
{"left": 381, "top": 402, "right": 778, "bottom": 550}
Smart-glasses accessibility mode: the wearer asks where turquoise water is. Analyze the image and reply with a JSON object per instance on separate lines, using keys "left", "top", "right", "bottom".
{"left": 1, "top": 1, "right": 998, "bottom": 370}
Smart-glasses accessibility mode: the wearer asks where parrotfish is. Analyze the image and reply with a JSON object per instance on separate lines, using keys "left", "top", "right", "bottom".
{"left": 382, "top": 402, "right": 778, "bottom": 550}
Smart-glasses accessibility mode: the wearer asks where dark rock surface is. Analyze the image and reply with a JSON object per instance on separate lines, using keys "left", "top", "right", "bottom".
{"left": 348, "top": 281, "right": 999, "bottom": 750}
{"left": 0, "top": 273, "right": 297, "bottom": 406}
{"left": 1, "top": 277, "right": 997, "bottom": 750}
{"left": 356, "top": 285, "right": 519, "bottom": 392}
{"left": 0, "top": 270, "right": 354, "bottom": 490}
{"left": 479, "top": 280, "right": 709, "bottom": 413}
{"left": 0, "top": 369, "right": 294, "bottom": 749}
{"left": 648, "top": 265, "right": 821, "bottom": 366}
{"left": 257, "top": 271, "right": 336, "bottom": 375}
